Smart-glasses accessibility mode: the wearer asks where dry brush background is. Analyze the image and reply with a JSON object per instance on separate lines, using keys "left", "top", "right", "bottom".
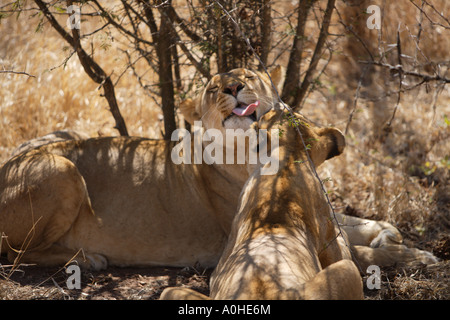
{"left": 0, "top": 0, "right": 449, "bottom": 299}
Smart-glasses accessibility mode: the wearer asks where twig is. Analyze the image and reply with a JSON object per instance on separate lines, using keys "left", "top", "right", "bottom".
{"left": 34, "top": 248, "right": 85, "bottom": 288}
{"left": 386, "top": 29, "right": 404, "bottom": 128}
{"left": 334, "top": 7, "right": 374, "bottom": 62}
{"left": 48, "top": 49, "right": 76, "bottom": 72}
{"left": 120, "top": 48, "right": 161, "bottom": 106}
{"left": 345, "top": 65, "right": 370, "bottom": 135}
{"left": 429, "top": 82, "right": 446, "bottom": 127}
{"left": 3, "top": 190, "right": 42, "bottom": 278}
{"left": 91, "top": 0, "right": 153, "bottom": 46}
{"left": 409, "top": 0, "right": 450, "bottom": 30}
{"left": 415, "top": 1, "right": 424, "bottom": 62}
{"left": 164, "top": 4, "right": 201, "bottom": 42}
{"left": 51, "top": 277, "right": 69, "bottom": 298}
{"left": 161, "top": 13, "right": 212, "bottom": 80}
{"left": 0, "top": 70, "right": 36, "bottom": 78}
{"left": 421, "top": 0, "right": 450, "bottom": 27}
{"left": 358, "top": 60, "right": 450, "bottom": 83}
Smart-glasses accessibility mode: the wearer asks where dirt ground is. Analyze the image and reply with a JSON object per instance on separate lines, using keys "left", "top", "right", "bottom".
{"left": 0, "top": 257, "right": 211, "bottom": 300}
{"left": 1, "top": 239, "right": 448, "bottom": 300}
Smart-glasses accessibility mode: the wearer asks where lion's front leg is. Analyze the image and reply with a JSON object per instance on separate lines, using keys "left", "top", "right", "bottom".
{"left": 335, "top": 212, "right": 403, "bottom": 247}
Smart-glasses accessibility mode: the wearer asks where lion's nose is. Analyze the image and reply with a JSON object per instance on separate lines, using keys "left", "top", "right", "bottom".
{"left": 223, "top": 83, "right": 245, "bottom": 97}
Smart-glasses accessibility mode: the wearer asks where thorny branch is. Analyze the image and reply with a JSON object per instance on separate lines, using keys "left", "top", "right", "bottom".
{"left": 359, "top": 61, "right": 450, "bottom": 84}
{"left": 337, "top": 1, "right": 449, "bottom": 133}
{"left": 359, "top": 58, "right": 448, "bottom": 129}
{"left": 161, "top": 11, "right": 212, "bottom": 80}
{"left": 91, "top": 0, "right": 153, "bottom": 46}
{"left": 409, "top": 0, "right": 450, "bottom": 30}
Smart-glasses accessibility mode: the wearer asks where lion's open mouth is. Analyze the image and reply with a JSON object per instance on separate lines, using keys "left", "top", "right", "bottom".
{"left": 223, "top": 100, "right": 260, "bottom": 123}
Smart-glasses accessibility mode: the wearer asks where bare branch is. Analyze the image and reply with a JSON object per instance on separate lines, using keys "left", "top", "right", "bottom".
{"left": 386, "top": 29, "right": 404, "bottom": 128}
{"left": 259, "top": 0, "right": 272, "bottom": 68}
{"left": 334, "top": 7, "right": 374, "bottom": 62}
{"left": 0, "top": 70, "right": 36, "bottom": 78}
{"left": 409, "top": 0, "right": 450, "bottom": 29}
{"left": 165, "top": 4, "right": 201, "bottom": 42}
{"left": 34, "top": 0, "right": 129, "bottom": 136}
{"left": 292, "top": 0, "right": 336, "bottom": 109}
{"left": 358, "top": 60, "right": 450, "bottom": 84}
{"left": 281, "top": 0, "right": 314, "bottom": 105}
{"left": 345, "top": 65, "right": 370, "bottom": 135}
{"left": 164, "top": 18, "right": 212, "bottom": 80}
{"left": 91, "top": 0, "right": 153, "bottom": 46}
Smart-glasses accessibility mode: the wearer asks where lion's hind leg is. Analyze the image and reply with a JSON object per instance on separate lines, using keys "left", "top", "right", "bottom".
{"left": 334, "top": 214, "right": 438, "bottom": 269}
{"left": 0, "top": 152, "right": 101, "bottom": 269}
{"left": 160, "top": 287, "right": 210, "bottom": 300}
{"left": 302, "top": 259, "right": 363, "bottom": 300}
{"left": 352, "top": 244, "right": 439, "bottom": 271}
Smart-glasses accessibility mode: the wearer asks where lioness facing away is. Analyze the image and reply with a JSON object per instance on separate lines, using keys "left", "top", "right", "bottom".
{"left": 161, "top": 109, "right": 363, "bottom": 300}
{"left": 0, "top": 67, "right": 437, "bottom": 271}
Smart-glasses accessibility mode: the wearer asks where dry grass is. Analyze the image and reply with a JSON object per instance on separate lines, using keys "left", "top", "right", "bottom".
{"left": 0, "top": 259, "right": 211, "bottom": 300}
{"left": 0, "top": 7, "right": 163, "bottom": 164}
{"left": 0, "top": 0, "right": 449, "bottom": 299}
{"left": 363, "top": 261, "right": 449, "bottom": 300}
{"left": 315, "top": 0, "right": 450, "bottom": 248}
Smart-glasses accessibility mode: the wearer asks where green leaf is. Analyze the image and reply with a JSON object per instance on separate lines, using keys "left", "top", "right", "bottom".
{"left": 54, "top": 5, "right": 66, "bottom": 13}
{"left": 35, "top": 18, "right": 44, "bottom": 33}
{"left": 100, "top": 42, "right": 111, "bottom": 51}
{"left": 414, "top": 224, "right": 426, "bottom": 236}
{"left": 444, "top": 114, "right": 450, "bottom": 127}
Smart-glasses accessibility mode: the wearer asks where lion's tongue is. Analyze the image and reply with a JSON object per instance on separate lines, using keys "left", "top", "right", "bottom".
{"left": 232, "top": 101, "right": 260, "bottom": 116}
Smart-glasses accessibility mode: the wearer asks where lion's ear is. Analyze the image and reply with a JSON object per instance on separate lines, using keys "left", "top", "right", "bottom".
{"left": 179, "top": 98, "right": 201, "bottom": 124}
{"left": 309, "top": 127, "right": 345, "bottom": 167}
{"left": 269, "top": 65, "right": 285, "bottom": 94}
{"left": 317, "top": 127, "right": 345, "bottom": 162}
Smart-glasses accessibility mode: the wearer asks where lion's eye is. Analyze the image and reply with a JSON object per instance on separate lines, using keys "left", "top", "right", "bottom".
{"left": 245, "top": 75, "right": 256, "bottom": 80}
